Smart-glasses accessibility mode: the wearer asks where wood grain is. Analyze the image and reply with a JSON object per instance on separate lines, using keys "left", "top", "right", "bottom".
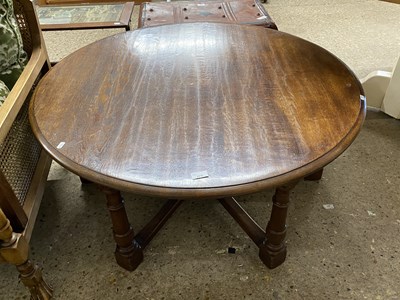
{"left": 30, "top": 23, "right": 366, "bottom": 198}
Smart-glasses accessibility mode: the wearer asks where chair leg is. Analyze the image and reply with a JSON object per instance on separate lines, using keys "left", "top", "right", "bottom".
{"left": 0, "top": 210, "right": 53, "bottom": 300}
{"left": 16, "top": 259, "right": 53, "bottom": 300}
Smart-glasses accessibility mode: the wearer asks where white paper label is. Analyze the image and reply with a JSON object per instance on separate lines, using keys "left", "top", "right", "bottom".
{"left": 191, "top": 171, "right": 209, "bottom": 180}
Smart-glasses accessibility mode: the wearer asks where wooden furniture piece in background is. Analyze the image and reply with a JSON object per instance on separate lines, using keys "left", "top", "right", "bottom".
{"left": 38, "top": 0, "right": 146, "bottom": 6}
{"left": 30, "top": 23, "right": 366, "bottom": 271}
{"left": 138, "top": 0, "right": 277, "bottom": 29}
{"left": 0, "top": 0, "right": 53, "bottom": 298}
{"left": 37, "top": 2, "right": 134, "bottom": 31}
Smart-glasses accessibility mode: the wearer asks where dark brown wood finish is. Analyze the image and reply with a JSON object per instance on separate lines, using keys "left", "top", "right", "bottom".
{"left": 219, "top": 182, "right": 297, "bottom": 269}
{"left": 219, "top": 197, "right": 265, "bottom": 246}
{"left": 98, "top": 186, "right": 143, "bottom": 271}
{"left": 134, "top": 199, "right": 182, "bottom": 249}
{"left": 259, "top": 182, "right": 297, "bottom": 268}
{"left": 30, "top": 23, "right": 365, "bottom": 199}
{"left": 99, "top": 185, "right": 182, "bottom": 271}
{"left": 29, "top": 23, "right": 366, "bottom": 270}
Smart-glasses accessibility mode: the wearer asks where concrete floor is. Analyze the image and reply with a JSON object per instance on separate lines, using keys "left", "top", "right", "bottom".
{"left": 1, "top": 0, "right": 400, "bottom": 299}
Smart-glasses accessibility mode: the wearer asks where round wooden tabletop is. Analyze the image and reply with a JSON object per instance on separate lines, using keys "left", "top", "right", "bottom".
{"left": 30, "top": 23, "right": 366, "bottom": 198}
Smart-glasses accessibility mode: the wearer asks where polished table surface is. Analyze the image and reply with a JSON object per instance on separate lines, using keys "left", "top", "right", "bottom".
{"left": 30, "top": 23, "right": 365, "bottom": 198}
{"left": 30, "top": 23, "right": 366, "bottom": 270}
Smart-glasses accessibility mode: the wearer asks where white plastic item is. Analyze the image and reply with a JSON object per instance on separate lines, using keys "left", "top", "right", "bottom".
{"left": 381, "top": 55, "right": 400, "bottom": 118}
{"left": 361, "top": 54, "right": 400, "bottom": 119}
{"left": 361, "top": 70, "right": 391, "bottom": 109}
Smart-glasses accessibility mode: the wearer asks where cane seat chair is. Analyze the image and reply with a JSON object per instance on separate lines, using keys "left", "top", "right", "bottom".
{"left": 0, "top": 0, "right": 53, "bottom": 298}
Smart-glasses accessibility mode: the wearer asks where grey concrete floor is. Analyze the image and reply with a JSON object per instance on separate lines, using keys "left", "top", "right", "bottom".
{"left": 1, "top": 0, "right": 400, "bottom": 299}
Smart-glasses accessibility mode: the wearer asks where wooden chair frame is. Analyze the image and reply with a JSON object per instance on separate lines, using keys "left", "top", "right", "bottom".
{"left": 0, "top": 0, "right": 53, "bottom": 298}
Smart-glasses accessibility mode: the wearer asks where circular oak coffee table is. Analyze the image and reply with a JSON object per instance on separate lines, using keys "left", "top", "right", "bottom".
{"left": 30, "top": 23, "right": 366, "bottom": 271}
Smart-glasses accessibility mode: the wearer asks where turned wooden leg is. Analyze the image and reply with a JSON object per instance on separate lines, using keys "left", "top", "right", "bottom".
{"left": 98, "top": 186, "right": 143, "bottom": 271}
{"left": 1, "top": 209, "right": 52, "bottom": 299}
{"left": 259, "top": 182, "right": 297, "bottom": 269}
{"left": 16, "top": 260, "right": 53, "bottom": 300}
{"left": 304, "top": 168, "right": 324, "bottom": 181}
